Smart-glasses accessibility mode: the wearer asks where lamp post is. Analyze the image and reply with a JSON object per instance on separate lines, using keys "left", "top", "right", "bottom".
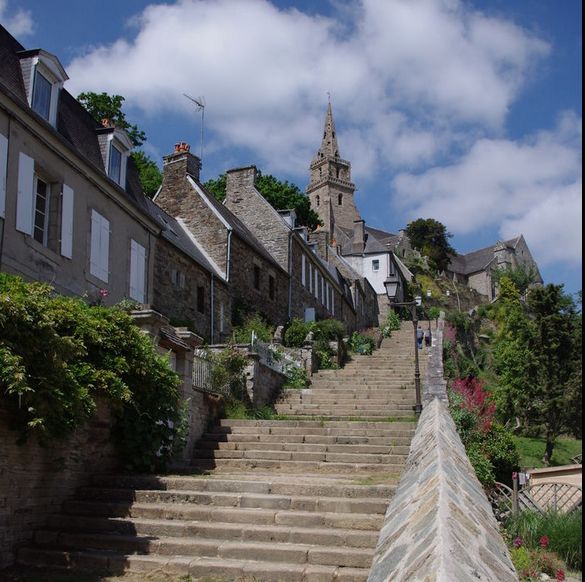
{"left": 383, "top": 279, "right": 423, "bottom": 416}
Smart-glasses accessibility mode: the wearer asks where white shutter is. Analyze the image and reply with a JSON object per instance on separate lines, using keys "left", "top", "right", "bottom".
{"left": 90, "top": 210, "right": 109, "bottom": 282}
{"left": 314, "top": 270, "right": 319, "bottom": 299}
{"left": 99, "top": 215, "right": 110, "bottom": 282}
{"left": 129, "top": 239, "right": 146, "bottom": 302}
{"left": 301, "top": 254, "right": 306, "bottom": 287}
{"left": 16, "top": 152, "right": 34, "bottom": 234}
{"left": 60, "top": 184, "right": 74, "bottom": 258}
{"left": 0, "top": 134, "right": 8, "bottom": 218}
{"left": 332, "top": 291, "right": 335, "bottom": 316}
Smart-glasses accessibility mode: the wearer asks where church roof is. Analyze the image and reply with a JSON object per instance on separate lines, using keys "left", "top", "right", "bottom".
{"left": 449, "top": 237, "right": 520, "bottom": 275}
{"left": 312, "top": 102, "right": 340, "bottom": 162}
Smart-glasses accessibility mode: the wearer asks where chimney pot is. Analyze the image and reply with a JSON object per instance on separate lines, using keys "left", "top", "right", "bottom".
{"left": 175, "top": 141, "right": 190, "bottom": 153}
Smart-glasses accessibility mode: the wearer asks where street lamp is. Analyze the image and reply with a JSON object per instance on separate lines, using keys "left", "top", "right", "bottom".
{"left": 383, "top": 278, "right": 423, "bottom": 416}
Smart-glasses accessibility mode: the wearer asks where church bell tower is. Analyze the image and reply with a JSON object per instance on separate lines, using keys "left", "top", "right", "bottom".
{"left": 307, "top": 102, "right": 360, "bottom": 232}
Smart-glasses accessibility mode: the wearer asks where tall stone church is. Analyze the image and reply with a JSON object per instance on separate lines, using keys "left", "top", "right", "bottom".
{"left": 306, "top": 103, "right": 413, "bottom": 323}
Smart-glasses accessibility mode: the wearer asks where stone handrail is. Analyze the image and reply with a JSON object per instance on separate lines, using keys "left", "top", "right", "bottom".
{"left": 367, "top": 316, "right": 518, "bottom": 582}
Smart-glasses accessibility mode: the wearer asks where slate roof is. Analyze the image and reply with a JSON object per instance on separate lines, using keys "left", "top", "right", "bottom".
{"left": 144, "top": 197, "right": 224, "bottom": 279}
{"left": 336, "top": 224, "right": 400, "bottom": 256}
{"left": 0, "top": 25, "right": 150, "bottom": 219}
{"left": 449, "top": 237, "right": 520, "bottom": 275}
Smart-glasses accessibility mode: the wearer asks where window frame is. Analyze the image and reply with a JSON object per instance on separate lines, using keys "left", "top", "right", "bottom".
{"left": 32, "top": 174, "right": 50, "bottom": 246}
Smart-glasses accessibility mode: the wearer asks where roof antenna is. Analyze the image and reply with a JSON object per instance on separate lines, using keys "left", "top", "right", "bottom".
{"left": 183, "top": 93, "right": 205, "bottom": 165}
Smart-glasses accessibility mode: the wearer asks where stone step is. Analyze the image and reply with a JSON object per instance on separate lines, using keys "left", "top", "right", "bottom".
{"left": 197, "top": 441, "right": 411, "bottom": 455}
{"left": 63, "top": 500, "right": 386, "bottom": 530}
{"left": 274, "top": 404, "right": 416, "bottom": 412}
{"left": 18, "top": 547, "right": 371, "bottom": 581}
{"left": 217, "top": 419, "right": 417, "bottom": 430}
{"left": 279, "top": 394, "right": 415, "bottom": 402}
{"left": 90, "top": 475, "right": 399, "bottom": 498}
{"left": 210, "top": 426, "right": 416, "bottom": 437}
{"left": 31, "top": 531, "right": 375, "bottom": 568}
{"left": 45, "top": 514, "right": 381, "bottom": 547}
{"left": 201, "top": 432, "right": 414, "bottom": 446}
{"left": 271, "top": 411, "right": 417, "bottom": 420}
{"left": 189, "top": 458, "right": 406, "bottom": 473}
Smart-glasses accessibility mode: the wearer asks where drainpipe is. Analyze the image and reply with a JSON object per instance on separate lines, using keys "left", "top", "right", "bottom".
{"left": 287, "top": 230, "right": 293, "bottom": 320}
{"left": 210, "top": 273, "right": 215, "bottom": 344}
{"left": 226, "top": 229, "right": 232, "bottom": 282}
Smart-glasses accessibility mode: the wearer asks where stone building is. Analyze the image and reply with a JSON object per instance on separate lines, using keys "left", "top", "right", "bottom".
{"left": 154, "top": 145, "right": 289, "bottom": 328}
{"left": 306, "top": 102, "right": 413, "bottom": 324}
{"left": 0, "top": 25, "right": 158, "bottom": 306}
{"left": 224, "top": 166, "right": 368, "bottom": 331}
{"left": 447, "top": 235, "right": 543, "bottom": 301}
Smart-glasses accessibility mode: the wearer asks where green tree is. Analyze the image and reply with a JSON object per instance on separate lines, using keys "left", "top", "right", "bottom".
{"left": 77, "top": 92, "right": 146, "bottom": 146}
{"left": 492, "top": 279, "right": 582, "bottom": 464}
{"left": 492, "top": 263, "right": 539, "bottom": 296}
{"left": 131, "top": 150, "right": 162, "bottom": 198}
{"left": 204, "top": 171, "right": 322, "bottom": 230}
{"left": 77, "top": 92, "right": 162, "bottom": 197}
{"left": 405, "top": 218, "right": 456, "bottom": 272}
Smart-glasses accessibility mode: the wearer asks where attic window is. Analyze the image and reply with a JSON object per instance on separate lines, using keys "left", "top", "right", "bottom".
{"left": 31, "top": 70, "right": 52, "bottom": 120}
{"left": 108, "top": 144, "right": 122, "bottom": 184}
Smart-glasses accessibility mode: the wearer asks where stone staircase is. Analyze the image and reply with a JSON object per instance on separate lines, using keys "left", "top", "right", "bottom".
{"left": 17, "top": 324, "right": 426, "bottom": 581}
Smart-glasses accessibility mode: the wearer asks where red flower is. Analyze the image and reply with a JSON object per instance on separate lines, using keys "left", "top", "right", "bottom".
{"left": 539, "top": 535, "right": 550, "bottom": 549}
{"left": 556, "top": 570, "right": 566, "bottom": 582}
{"left": 513, "top": 536, "right": 523, "bottom": 548}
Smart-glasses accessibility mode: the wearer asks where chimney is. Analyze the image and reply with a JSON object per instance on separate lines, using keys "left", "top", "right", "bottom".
{"left": 352, "top": 219, "right": 365, "bottom": 254}
{"left": 162, "top": 141, "right": 201, "bottom": 182}
{"left": 225, "top": 166, "right": 257, "bottom": 205}
{"left": 308, "top": 230, "right": 329, "bottom": 261}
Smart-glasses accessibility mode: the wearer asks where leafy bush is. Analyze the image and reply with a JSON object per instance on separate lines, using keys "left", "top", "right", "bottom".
{"left": 314, "top": 341, "right": 338, "bottom": 369}
{"left": 313, "top": 319, "right": 345, "bottom": 342}
{"left": 348, "top": 332, "right": 375, "bottom": 355}
{"left": 232, "top": 313, "right": 274, "bottom": 344}
{"left": 509, "top": 546, "right": 566, "bottom": 581}
{"left": 449, "top": 377, "right": 519, "bottom": 485}
{"left": 0, "top": 274, "right": 183, "bottom": 472}
{"left": 206, "top": 346, "right": 248, "bottom": 400}
{"left": 382, "top": 311, "right": 401, "bottom": 338}
{"left": 284, "top": 364, "right": 309, "bottom": 389}
{"left": 505, "top": 510, "right": 582, "bottom": 571}
{"left": 284, "top": 318, "right": 312, "bottom": 347}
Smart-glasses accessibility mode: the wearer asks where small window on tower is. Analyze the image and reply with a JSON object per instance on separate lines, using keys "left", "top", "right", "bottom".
{"left": 338, "top": 193, "right": 342, "bottom": 206}
{"left": 316, "top": 195, "right": 320, "bottom": 206}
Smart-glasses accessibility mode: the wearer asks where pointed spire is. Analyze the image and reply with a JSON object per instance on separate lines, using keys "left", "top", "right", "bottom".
{"left": 317, "top": 101, "right": 340, "bottom": 159}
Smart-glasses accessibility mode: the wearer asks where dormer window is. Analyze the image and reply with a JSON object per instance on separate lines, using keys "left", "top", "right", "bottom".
{"left": 18, "top": 49, "right": 68, "bottom": 127}
{"left": 31, "top": 70, "right": 52, "bottom": 120}
{"left": 108, "top": 143, "right": 122, "bottom": 184}
{"left": 97, "top": 126, "right": 133, "bottom": 188}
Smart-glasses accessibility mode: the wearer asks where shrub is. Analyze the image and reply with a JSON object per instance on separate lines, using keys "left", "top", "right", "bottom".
{"left": 206, "top": 346, "right": 248, "bottom": 401}
{"left": 313, "top": 319, "right": 345, "bottom": 342}
{"left": 348, "top": 332, "right": 375, "bottom": 355}
{"left": 284, "top": 318, "right": 312, "bottom": 347}
{"left": 505, "top": 510, "right": 582, "bottom": 571}
{"left": 232, "top": 313, "right": 274, "bottom": 344}
{"left": 284, "top": 364, "right": 309, "bottom": 389}
{"left": 382, "top": 311, "right": 401, "bottom": 337}
{"left": 0, "top": 274, "right": 184, "bottom": 472}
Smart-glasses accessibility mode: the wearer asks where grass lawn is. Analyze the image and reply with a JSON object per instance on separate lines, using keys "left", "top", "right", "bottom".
{"left": 513, "top": 436, "right": 582, "bottom": 469}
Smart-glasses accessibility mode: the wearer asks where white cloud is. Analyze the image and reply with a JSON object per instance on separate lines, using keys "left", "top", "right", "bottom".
{"left": 392, "top": 112, "right": 582, "bottom": 267}
{"left": 0, "top": 0, "right": 34, "bottom": 37}
{"left": 64, "top": 0, "right": 549, "bottom": 176}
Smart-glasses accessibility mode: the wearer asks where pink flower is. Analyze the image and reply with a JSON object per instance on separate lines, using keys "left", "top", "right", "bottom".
{"left": 99, "top": 288, "right": 110, "bottom": 297}
{"left": 556, "top": 570, "right": 566, "bottom": 582}
{"left": 539, "top": 535, "right": 550, "bottom": 549}
{"left": 513, "top": 537, "right": 523, "bottom": 548}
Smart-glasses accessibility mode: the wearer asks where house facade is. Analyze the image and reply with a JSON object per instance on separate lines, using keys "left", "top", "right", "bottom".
{"left": 0, "top": 26, "right": 157, "bottom": 306}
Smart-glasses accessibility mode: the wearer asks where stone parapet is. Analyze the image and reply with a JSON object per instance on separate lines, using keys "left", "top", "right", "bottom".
{"left": 367, "top": 317, "right": 518, "bottom": 582}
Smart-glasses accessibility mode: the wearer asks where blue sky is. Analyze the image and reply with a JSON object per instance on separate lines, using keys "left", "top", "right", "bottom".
{"left": 2, "top": 0, "right": 582, "bottom": 296}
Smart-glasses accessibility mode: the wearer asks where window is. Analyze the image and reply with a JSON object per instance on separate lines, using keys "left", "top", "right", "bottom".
{"left": 129, "top": 239, "right": 146, "bottom": 303}
{"left": 31, "top": 70, "right": 52, "bottom": 120}
{"left": 338, "top": 193, "right": 342, "bottom": 205}
{"left": 372, "top": 259, "right": 380, "bottom": 272}
{"left": 253, "top": 265, "right": 261, "bottom": 290}
{"left": 197, "top": 286, "right": 205, "bottom": 313}
{"left": 171, "top": 269, "right": 185, "bottom": 289}
{"left": 33, "top": 176, "right": 50, "bottom": 245}
{"left": 90, "top": 210, "right": 110, "bottom": 282}
{"left": 301, "top": 254, "right": 306, "bottom": 287}
{"left": 220, "top": 302, "right": 225, "bottom": 333}
{"left": 60, "top": 185, "right": 74, "bottom": 258}
{"left": 314, "top": 270, "right": 319, "bottom": 299}
{"left": 108, "top": 143, "right": 122, "bottom": 185}
{"left": 269, "top": 276, "right": 275, "bottom": 300}
{"left": 316, "top": 195, "right": 320, "bottom": 206}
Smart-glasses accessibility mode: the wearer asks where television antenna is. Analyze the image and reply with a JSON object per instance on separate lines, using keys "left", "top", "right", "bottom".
{"left": 183, "top": 93, "right": 205, "bottom": 164}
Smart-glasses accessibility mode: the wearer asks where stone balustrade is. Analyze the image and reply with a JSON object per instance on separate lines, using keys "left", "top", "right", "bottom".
{"left": 368, "top": 316, "right": 518, "bottom": 582}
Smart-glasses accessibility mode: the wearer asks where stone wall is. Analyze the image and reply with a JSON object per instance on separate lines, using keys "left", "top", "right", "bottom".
{"left": 244, "top": 356, "right": 287, "bottom": 408}
{"left": 0, "top": 401, "right": 118, "bottom": 569}
{"left": 368, "top": 317, "right": 518, "bottom": 582}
